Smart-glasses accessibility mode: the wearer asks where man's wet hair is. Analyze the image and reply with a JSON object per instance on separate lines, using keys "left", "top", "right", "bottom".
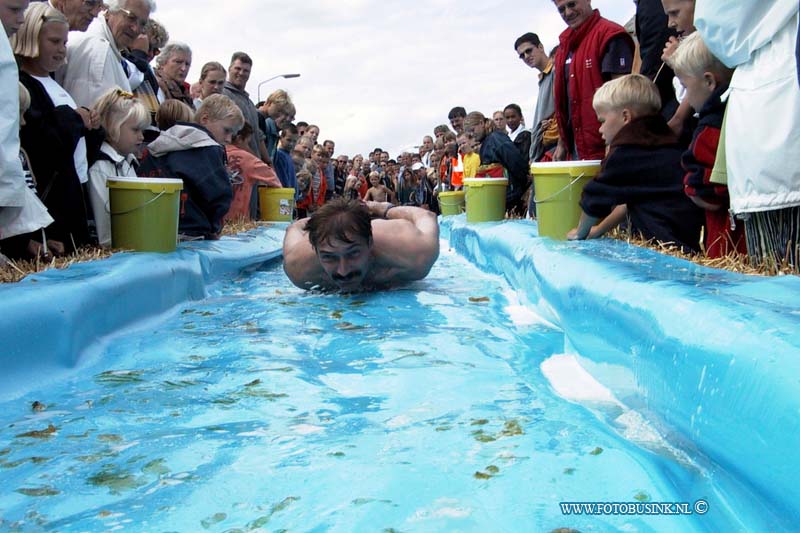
{"left": 306, "top": 198, "right": 373, "bottom": 250}
{"left": 448, "top": 106, "right": 466, "bottom": 120}
{"left": 514, "top": 32, "right": 541, "bottom": 50}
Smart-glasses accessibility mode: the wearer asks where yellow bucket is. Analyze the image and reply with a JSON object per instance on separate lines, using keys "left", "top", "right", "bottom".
{"left": 463, "top": 178, "right": 508, "bottom": 223}
{"left": 438, "top": 190, "right": 465, "bottom": 216}
{"left": 532, "top": 160, "right": 601, "bottom": 239}
{"left": 258, "top": 187, "right": 295, "bottom": 222}
{"left": 107, "top": 177, "right": 183, "bottom": 252}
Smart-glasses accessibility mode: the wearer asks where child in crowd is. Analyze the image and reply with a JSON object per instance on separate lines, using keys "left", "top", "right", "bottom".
{"left": 667, "top": 32, "right": 745, "bottom": 257}
{"left": 568, "top": 74, "right": 703, "bottom": 251}
{"left": 463, "top": 111, "right": 530, "bottom": 215}
{"left": 294, "top": 168, "right": 313, "bottom": 218}
{"left": 0, "top": 83, "right": 56, "bottom": 259}
{"left": 660, "top": 0, "right": 697, "bottom": 139}
{"left": 88, "top": 89, "right": 149, "bottom": 247}
{"left": 458, "top": 132, "right": 480, "bottom": 178}
{"left": 155, "top": 99, "right": 194, "bottom": 131}
{"left": 224, "top": 122, "right": 280, "bottom": 222}
{"left": 13, "top": 3, "right": 103, "bottom": 252}
{"left": 364, "top": 171, "right": 395, "bottom": 204}
{"left": 139, "top": 93, "right": 243, "bottom": 240}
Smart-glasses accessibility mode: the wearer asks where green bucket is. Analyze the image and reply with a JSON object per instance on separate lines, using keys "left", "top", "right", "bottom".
{"left": 532, "top": 160, "right": 601, "bottom": 240}
{"left": 107, "top": 177, "right": 183, "bottom": 252}
{"left": 438, "top": 190, "right": 465, "bottom": 216}
{"left": 258, "top": 187, "right": 295, "bottom": 222}
{"left": 463, "top": 178, "right": 508, "bottom": 223}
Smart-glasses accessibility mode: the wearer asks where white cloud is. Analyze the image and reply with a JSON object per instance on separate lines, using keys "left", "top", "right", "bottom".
{"left": 155, "top": 0, "right": 635, "bottom": 156}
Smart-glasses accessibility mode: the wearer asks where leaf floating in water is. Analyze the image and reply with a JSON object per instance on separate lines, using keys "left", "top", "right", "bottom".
{"left": 95, "top": 370, "right": 145, "bottom": 386}
{"left": 349, "top": 300, "right": 366, "bottom": 307}
{"left": 468, "top": 296, "right": 490, "bottom": 303}
{"left": 164, "top": 380, "right": 200, "bottom": 389}
{"left": 474, "top": 471, "right": 493, "bottom": 480}
{"left": 97, "top": 434, "right": 122, "bottom": 443}
{"left": 563, "top": 468, "right": 576, "bottom": 475}
{"left": 245, "top": 379, "right": 262, "bottom": 387}
{"left": 31, "top": 401, "right": 46, "bottom": 412}
{"left": 470, "top": 419, "right": 489, "bottom": 426}
{"left": 198, "top": 311, "right": 215, "bottom": 317}
{"left": 589, "top": 447, "right": 603, "bottom": 456}
{"left": 330, "top": 310, "right": 343, "bottom": 319}
{"left": 142, "top": 458, "right": 170, "bottom": 476}
{"left": 471, "top": 430, "right": 497, "bottom": 443}
{"left": 0, "top": 448, "right": 10, "bottom": 457}
{"left": 87, "top": 466, "right": 145, "bottom": 494}
{"left": 434, "top": 425, "right": 452, "bottom": 432}
{"left": 30, "top": 456, "right": 49, "bottom": 464}
{"left": 633, "top": 491, "right": 651, "bottom": 502}
{"left": 551, "top": 529, "right": 582, "bottom": 533}
{"left": 500, "top": 420, "right": 524, "bottom": 437}
{"left": 200, "top": 512, "right": 227, "bottom": 529}
{"left": 271, "top": 496, "right": 300, "bottom": 514}
{"left": 485, "top": 465, "right": 500, "bottom": 474}
{"left": 16, "top": 486, "right": 60, "bottom": 497}
{"left": 328, "top": 451, "right": 345, "bottom": 457}
{"left": 16, "top": 424, "right": 56, "bottom": 439}
{"left": 335, "top": 321, "right": 367, "bottom": 331}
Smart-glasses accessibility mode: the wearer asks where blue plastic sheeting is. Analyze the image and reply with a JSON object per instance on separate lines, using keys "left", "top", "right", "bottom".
{"left": 0, "top": 226, "right": 285, "bottom": 402}
{"left": 1, "top": 217, "right": 799, "bottom": 523}
{"left": 442, "top": 216, "right": 800, "bottom": 523}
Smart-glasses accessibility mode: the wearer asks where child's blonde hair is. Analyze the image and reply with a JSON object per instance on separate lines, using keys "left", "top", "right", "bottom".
{"left": 592, "top": 74, "right": 661, "bottom": 116}
{"left": 93, "top": 89, "right": 151, "bottom": 145}
{"left": 156, "top": 99, "right": 194, "bottom": 130}
{"left": 195, "top": 94, "right": 244, "bottom": 129}
{"left": 666, "top": 32, "right": 732, "bottom": 82}
{"left": 11, "top": 3, "right": 68, "bottom": 61}
{"left": 463, "top": 111, "right": 496, "bottom": 137}
{"left": 18, "top": 82, "right": 30, "bottom": 115}
{"left": 265, "top": 89, "right": 294, "bottom": 115}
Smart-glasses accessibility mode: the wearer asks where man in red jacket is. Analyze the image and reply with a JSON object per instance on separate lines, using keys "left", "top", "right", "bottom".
{"left": 551, "top": 0, "right": 635, "bottom": 161}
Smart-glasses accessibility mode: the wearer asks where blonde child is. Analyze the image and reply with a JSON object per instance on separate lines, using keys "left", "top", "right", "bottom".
{"left": 666, "top": 32, "right": 745, "bottom": 257}
{"left": 364, "top": 171, "right": 395, "bottom": 204}
{"left": 13, "top": 2, "right": 102, "bottom": 251}
{"left": 225, "top": 122, "right": 281, "bottom": 222}
{"left": 568, "top": 74, "right": 703, "bottom": 251}
{"left": 88, "top": 89, "right": 150, "bottom": 247}
{"left": 458, "top": 132, "right": 480, "bottom": 178}
{"left": 140, "top": 93, "right": 244, "bottom": 240}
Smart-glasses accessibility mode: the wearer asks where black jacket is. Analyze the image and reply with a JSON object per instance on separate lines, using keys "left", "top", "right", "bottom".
{"left": 580, "top": 115, "right": 703, "bottom": 252}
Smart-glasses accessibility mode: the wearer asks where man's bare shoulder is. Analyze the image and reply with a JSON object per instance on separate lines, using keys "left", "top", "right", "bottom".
{"left": 370, "top": 211, "right": 439, "bottom": 280}
{"left": 282, "top": 219, "right": 327, "bottom": 289}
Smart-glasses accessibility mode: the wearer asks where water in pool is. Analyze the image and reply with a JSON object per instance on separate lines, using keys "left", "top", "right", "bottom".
{"left": 0, "top": 245, "right": 763, "bottom": 531}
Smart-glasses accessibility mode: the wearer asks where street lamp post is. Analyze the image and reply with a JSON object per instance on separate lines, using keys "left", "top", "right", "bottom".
{"left": 257, "top": 73, "right": 301, "bottom": 103}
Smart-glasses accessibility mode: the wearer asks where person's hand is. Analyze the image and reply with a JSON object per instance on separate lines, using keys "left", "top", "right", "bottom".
{"left": 364, "top": 200, "right": 393, "bottom": 218}
{"left": 661, "top": 36, "right": 680, "bottom": 62}
{"left": 553, "top": 139, "right": 567, "bottom": 162}
{"left": 77, "top": 107, "right": 100, "bottom": 130}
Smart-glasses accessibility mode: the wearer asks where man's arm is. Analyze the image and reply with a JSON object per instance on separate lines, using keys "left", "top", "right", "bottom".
{"left": 282, "top": 218, "right": 324, "bottom": 289}
{"left": 367, "top": 201, "right": 439, "bottom": 280}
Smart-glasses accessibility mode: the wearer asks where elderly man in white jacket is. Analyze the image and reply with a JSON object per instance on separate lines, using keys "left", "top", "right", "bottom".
{"left": 61, "top": 0, "right": 155, "bottom": 108}
{"left": 695, "top": 0, "right": 800, "bottom": 267}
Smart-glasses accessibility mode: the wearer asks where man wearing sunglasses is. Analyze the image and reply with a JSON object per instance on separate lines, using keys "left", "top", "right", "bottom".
{"left": 551, "top": 0, "right": 634, "bottom": 161}
{"left": 61, "top": 0, "right": 155, "bottom": 107}
{"left": 49, "top": 0, "right": 104, "bottom": 32}
{"left": 514, "top": 32, "right": 558, "bottom": 164}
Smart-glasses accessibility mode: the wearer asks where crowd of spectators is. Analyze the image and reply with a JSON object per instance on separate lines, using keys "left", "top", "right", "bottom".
{"left": 0, "top": 0, "right": 798, "bottom": 271}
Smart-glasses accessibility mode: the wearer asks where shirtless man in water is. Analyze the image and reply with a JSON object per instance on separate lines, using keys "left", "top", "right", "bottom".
{"left": 283, "top": 197, "right": 439, "bottom": 291}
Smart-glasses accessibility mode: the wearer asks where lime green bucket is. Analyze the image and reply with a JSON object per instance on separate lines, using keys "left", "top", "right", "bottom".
{"left": 438, "top": 190, "right": 465, "bottom": 216}
{"left": 258, "top": 187, "right": 295, "bottom": 222}
{"left": 107, "top": 177, "right": 183, "bottom": 252}
{"left": 463, "top": 178, "right": 508, "bottom": 223}
{"left": 532, "top": 160, "right": 601, "bottom": 240}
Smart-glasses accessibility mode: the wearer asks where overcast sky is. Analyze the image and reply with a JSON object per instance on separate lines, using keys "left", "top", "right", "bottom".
{"left": 155, "top": 0, "right": 635, "bottom": 157}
